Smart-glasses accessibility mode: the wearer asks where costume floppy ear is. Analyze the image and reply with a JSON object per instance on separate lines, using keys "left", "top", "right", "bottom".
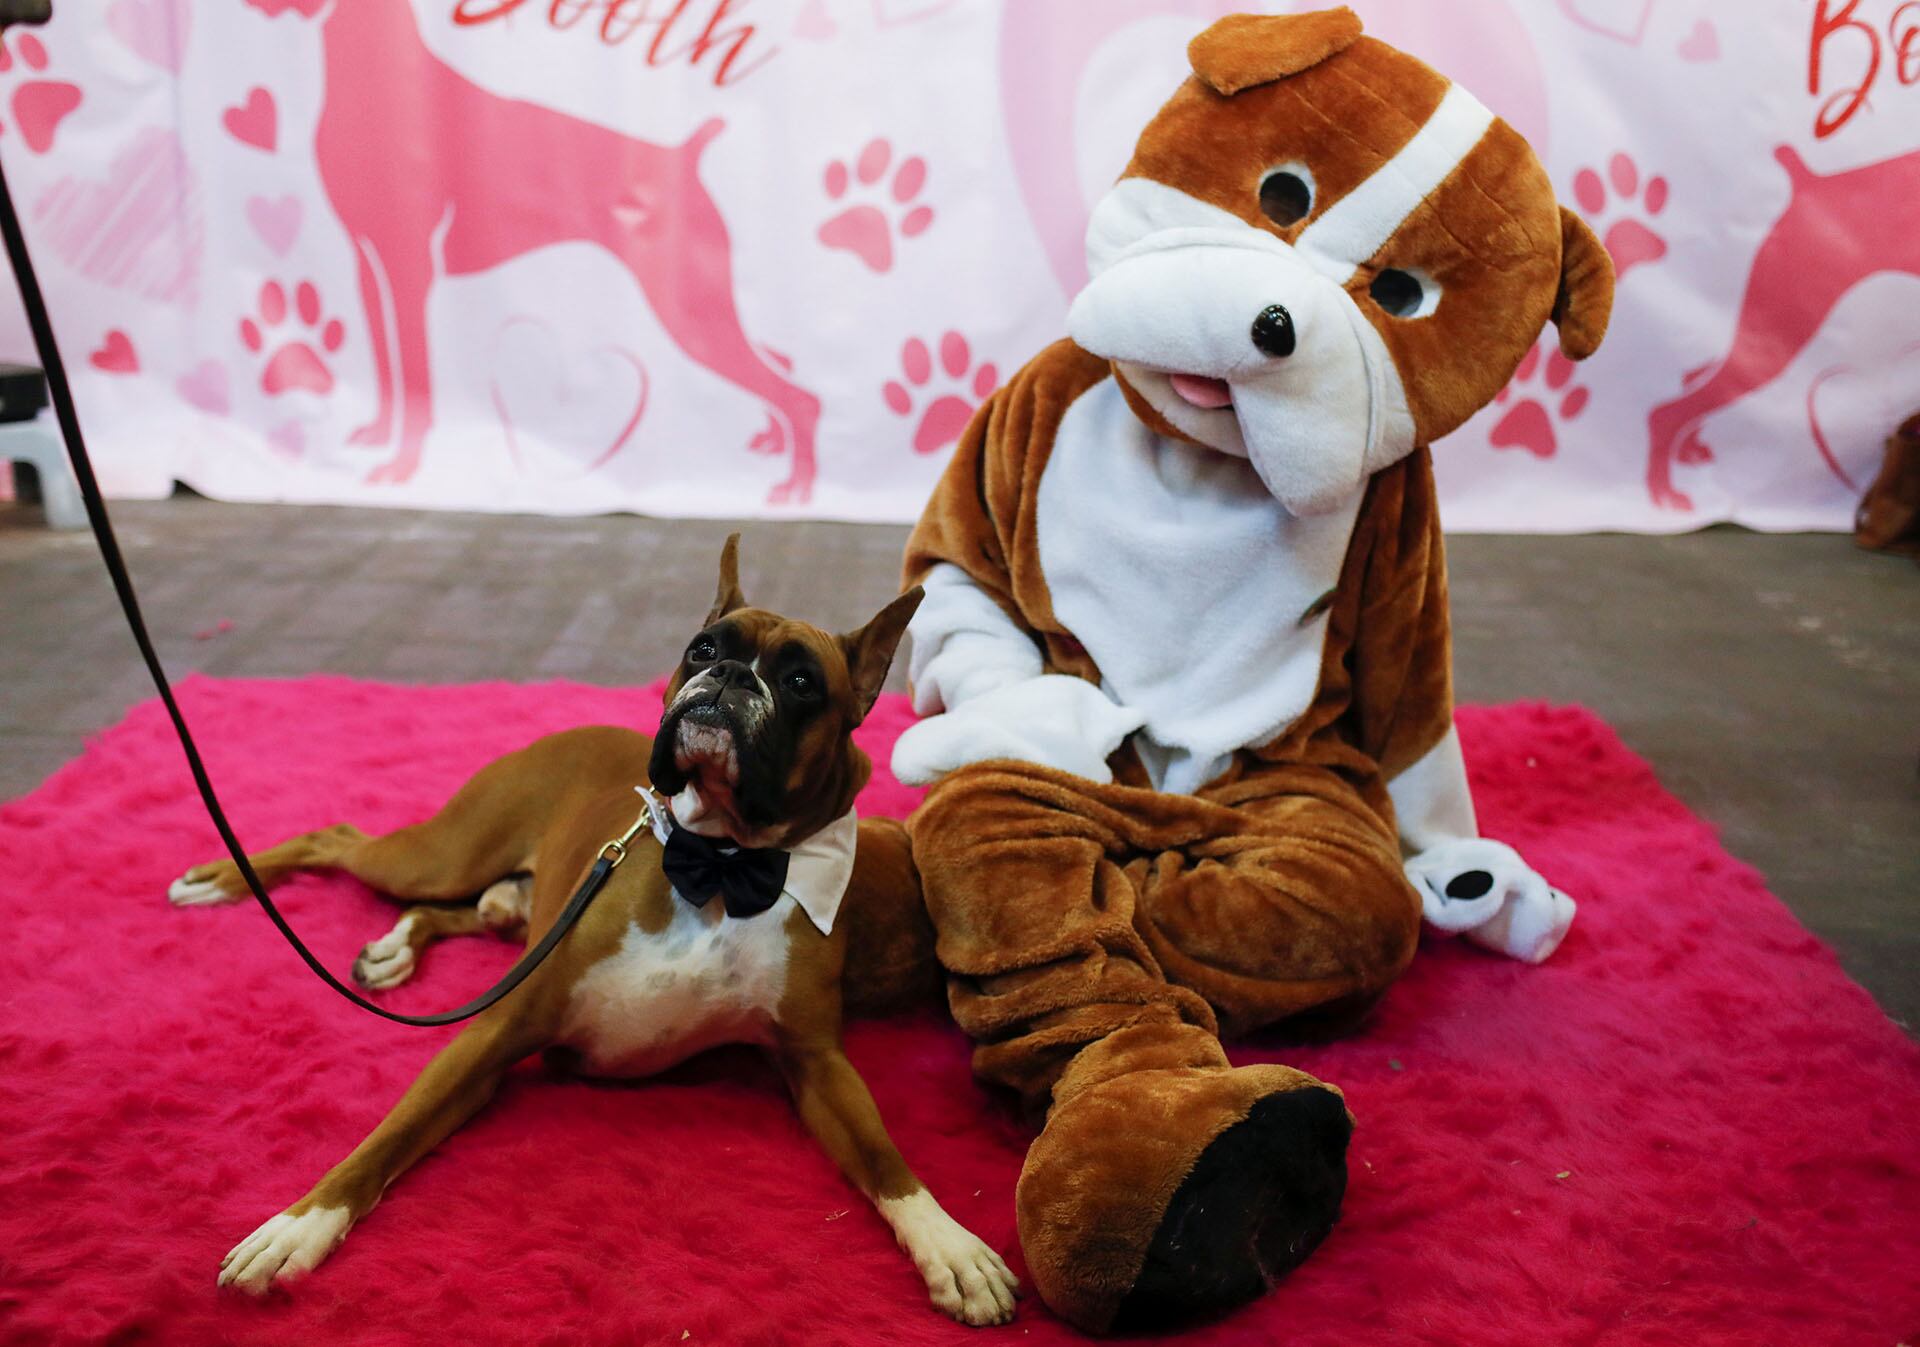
{"left": 1187, "top": 7, "right": 1364, "bottom": 95}
{"left": 841, "top": 586, "right": 925, "bottom": 724}
{"left": 705, "top": 532, "right": 746, "bottom": 625}
{"left": 1553, "top": 207, "right": 1615, "bottom": 360}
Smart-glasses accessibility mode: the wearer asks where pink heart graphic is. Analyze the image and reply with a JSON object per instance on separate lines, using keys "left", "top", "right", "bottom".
{"left": 107, "top": 0, "right": 189, "bottom": 73}
{"left": 32, "top": 127, "right": 202, "bottom": 306}
{"left": 175, "top": 360, "right": 230, "bottom": 417}
{"left": 246, "top": 194, "right": 301, "bottom": 256}
{"left": 1556, "top": 0, "right": 1654, "bottom": 46}
{"left": 89, "top": 330, "right": 139, "bottom": 374}
{"left": 488, "top": 317, "right": 648, "bottom": 479}
{"left": 1678, "top": 19, "right": 1719, "bottom": 62}
{"left": 222, "top": 88, "right": 277, "bottom": 152}
{"left": 1806, "top": 340, "right": 1920, "bottom": 492}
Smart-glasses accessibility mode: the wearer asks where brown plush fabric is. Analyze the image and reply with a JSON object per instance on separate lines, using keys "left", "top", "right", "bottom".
{"left": 911, "top": 757, "right": 1418, "bottom": 1094}
{"left": 1554, "top": 207, "right": 1616, "bottom": 360}
{"left": 1186, "top": 8, "right": 1364, "bottom": 95}
{"left": 1127, "top": 40, "right": 1450, "bottom": 256}
{"left": 1856, "top": 410, "right": 1920, "bottom": 560}
{"left": 1016, "top": 1025, "right": 1341, "bottom": 1333}
{"left": 1120, "top": 35, "right": 1612, "bottom": 443}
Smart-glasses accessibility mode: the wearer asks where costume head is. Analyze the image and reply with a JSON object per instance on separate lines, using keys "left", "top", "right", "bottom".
{"left": 1067, "top": 7, "right": 1616, "bottom": 516}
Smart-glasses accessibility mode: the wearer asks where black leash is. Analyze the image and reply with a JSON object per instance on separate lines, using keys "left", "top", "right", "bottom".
{"left": 0, "top": 38, "right": 630, "bottom": 1027}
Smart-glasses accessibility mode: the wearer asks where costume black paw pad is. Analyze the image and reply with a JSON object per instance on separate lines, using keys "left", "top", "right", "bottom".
{"left": 1113, "top": 1086, "right": 1351, "bottom": 1331}
{"left": 1445, "top": 869, "right": 1495, "bottom": 900}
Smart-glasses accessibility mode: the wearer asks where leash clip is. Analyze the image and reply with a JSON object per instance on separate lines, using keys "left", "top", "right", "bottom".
{"left": 602, "top": 787, "right": 672, "bottom": 866}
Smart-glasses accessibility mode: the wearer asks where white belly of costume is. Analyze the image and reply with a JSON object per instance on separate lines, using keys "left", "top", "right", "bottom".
{"left": 1034, "top": 379, "right": 1362, "bottom": 795}
{"left": 560, "top": 893, "right": 793, "bottom": 1077}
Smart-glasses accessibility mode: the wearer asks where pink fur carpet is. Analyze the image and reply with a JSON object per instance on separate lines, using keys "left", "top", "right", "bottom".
{"left": 1, "top": 676, "right": 1916, "bottom": 1346}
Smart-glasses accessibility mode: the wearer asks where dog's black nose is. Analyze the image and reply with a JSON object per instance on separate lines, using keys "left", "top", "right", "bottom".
{"left": 1251, "top": 303, "right": 1297, "bottom": 358}
{"left": 710, "top": 659, "right": 756, "bottom": 693}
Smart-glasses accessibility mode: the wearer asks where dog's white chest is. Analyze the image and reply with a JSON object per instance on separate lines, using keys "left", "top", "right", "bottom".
{"left": 560, "top": 893, "right": 793, "bottom": 1077}
{"left": 1035, "top": 379, "right": 1362, "bottom": 794}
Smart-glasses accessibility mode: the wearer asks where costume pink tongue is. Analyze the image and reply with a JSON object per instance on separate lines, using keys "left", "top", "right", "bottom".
{"left": 1169, "top": 372, "right": 1234, "bottom": 408}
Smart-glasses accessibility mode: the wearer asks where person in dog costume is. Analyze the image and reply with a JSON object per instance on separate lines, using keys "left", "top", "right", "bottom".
{"left": 843, "top": 9, "right": 1615, "bottom": 1333}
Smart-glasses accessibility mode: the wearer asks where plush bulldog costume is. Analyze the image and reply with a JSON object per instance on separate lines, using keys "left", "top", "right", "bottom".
{"left": 843, "top": 10, "right": 1615, "bottom": 1333}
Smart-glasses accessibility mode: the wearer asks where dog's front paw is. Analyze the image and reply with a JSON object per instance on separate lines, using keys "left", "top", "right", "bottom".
{"left": 167, "top": 861, "right": 246, "bottom": 906}
{"left": 881, "top": 1189, "right": 1019, "bottom": 1326}
{"left": 218, "top": 1205, "right": 352, "bottom": 1295}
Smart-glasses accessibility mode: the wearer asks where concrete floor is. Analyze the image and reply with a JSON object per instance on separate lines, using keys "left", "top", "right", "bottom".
{"left": 2, "top": 496, "right": 1915, "bottom": 1030}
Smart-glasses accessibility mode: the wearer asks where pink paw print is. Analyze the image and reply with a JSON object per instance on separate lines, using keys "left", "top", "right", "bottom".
{"left": 884, "top": 332, "right": 997, "bottom": 456}
{"left": 239, "top": 279, "right": 345, "bottom": 396}
{"left": 0, "top": 32, "right": 82, "bottom": 156}
{"left": 819, "top": 139, "right": 933, "bottom": 274}
{"left": 1574, "top": 153, "right": 1669, "bottom": 281}
{"left": 1490, "top": 341, "right": 1589, "bottom": 459}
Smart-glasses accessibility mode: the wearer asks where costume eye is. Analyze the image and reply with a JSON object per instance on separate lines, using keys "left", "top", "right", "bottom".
{"left": 1258, "top": 168, "right": 1314, "bottom": 228}
{"left": 687, "top": 636, "right": 718, "bottom": 664}
{"left": 783, "top": 669, "right": 819, "bottom": 699}
{"left": 1370, "top": 268, "right": 1431, "bottom": 318}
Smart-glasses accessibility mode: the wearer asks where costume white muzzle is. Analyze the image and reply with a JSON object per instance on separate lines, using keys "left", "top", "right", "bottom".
{"left": 1067, "top": 179, "right": 1416, "bottom": 518}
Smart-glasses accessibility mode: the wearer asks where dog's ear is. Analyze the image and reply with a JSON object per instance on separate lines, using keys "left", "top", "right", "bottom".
{"left": 1553, "top": 207, "right": 1615, "bottom": 361}
{"left": 1188, "top": 8, "right": 1364, "bottom": 95}
{"left": 705, "top": 533, "right": 747, "bottom": 625}
{"left": 840, "top": 587, "right": 925, "bottom": 724}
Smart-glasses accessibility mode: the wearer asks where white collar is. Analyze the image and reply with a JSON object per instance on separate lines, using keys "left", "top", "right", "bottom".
{"left": 635, "top": 788, "right": 859, "bottom": 937}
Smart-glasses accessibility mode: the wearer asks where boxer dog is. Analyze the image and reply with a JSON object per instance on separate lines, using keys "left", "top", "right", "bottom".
{"left": 167, "top": 538, "right": 1017, "bottom": 1326}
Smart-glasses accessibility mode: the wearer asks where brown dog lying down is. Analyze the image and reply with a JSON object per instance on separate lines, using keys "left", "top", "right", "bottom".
{"left": 167, "top": 537, "right": 1018, "bottom": 1326}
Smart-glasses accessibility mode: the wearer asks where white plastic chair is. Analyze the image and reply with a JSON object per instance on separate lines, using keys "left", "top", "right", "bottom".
{"left": 1, "top": 414, "right": 84, "bottom": 528}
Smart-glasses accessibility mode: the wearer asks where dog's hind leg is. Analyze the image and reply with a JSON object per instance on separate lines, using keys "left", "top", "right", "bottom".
{"left": 168, "top": 823, "right": 375, "bottom": 907}
{"left": 167, "top": 792, "right": 537, "bottom": 911}
{"left": 169, "top": 727, "right": 639, "bottom": 909}
{"left": 166, "top": 814, "right": 522, "bottom": 910}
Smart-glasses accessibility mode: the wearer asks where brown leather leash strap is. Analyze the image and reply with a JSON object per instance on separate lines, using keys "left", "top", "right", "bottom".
{"left": 0, "top": 19, "right": 630, "bottom": 1026}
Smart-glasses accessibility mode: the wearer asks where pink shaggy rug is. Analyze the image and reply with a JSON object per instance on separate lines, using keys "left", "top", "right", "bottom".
{"left": 1, "top": 676, "right": 1916, "bottom": 1347}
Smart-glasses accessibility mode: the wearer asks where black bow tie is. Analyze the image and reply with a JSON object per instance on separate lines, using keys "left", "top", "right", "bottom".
{"left": 660, "top": 822, "right": 790, "bottom": 919}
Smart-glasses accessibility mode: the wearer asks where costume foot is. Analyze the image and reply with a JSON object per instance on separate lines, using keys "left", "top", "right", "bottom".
{"left": 1015, "top": 1062, "right": 1350, "bottom": 1334}
{"left": 1119, "top": 1084, "right": 1350, "bottom": 1329}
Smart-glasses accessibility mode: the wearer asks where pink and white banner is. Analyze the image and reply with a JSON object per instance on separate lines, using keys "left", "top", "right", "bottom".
{"left": 1, "top": 0, "right": 1915, "bottom": 530}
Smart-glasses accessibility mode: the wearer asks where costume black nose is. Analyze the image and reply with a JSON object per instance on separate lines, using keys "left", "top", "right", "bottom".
{"left": 1445, "top": 870, "right": 1495, "bottom": 900}
{"left": 710, "top": 659, "right": 756, "bottom": 692}
{"left": 1251, "top": 303, "right": 1297, "bottom": 358}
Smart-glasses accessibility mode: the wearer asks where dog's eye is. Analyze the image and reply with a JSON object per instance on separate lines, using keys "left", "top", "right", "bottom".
{"left": 1370, "top": 268, "right": 1430, "bottom": 318}
{"left": 783, "top": 670, "right": 818, "bottom": 699}
{"left": 1258, "top": 169, "right": 1313, "bottom": 228}
{"left": 687, "top": 637, "right": 718, "bottom": 663}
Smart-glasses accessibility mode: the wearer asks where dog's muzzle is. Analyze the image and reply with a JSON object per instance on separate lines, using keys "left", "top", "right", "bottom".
{"left": 670, "top": 660, "right": 773, "bottom": 756}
